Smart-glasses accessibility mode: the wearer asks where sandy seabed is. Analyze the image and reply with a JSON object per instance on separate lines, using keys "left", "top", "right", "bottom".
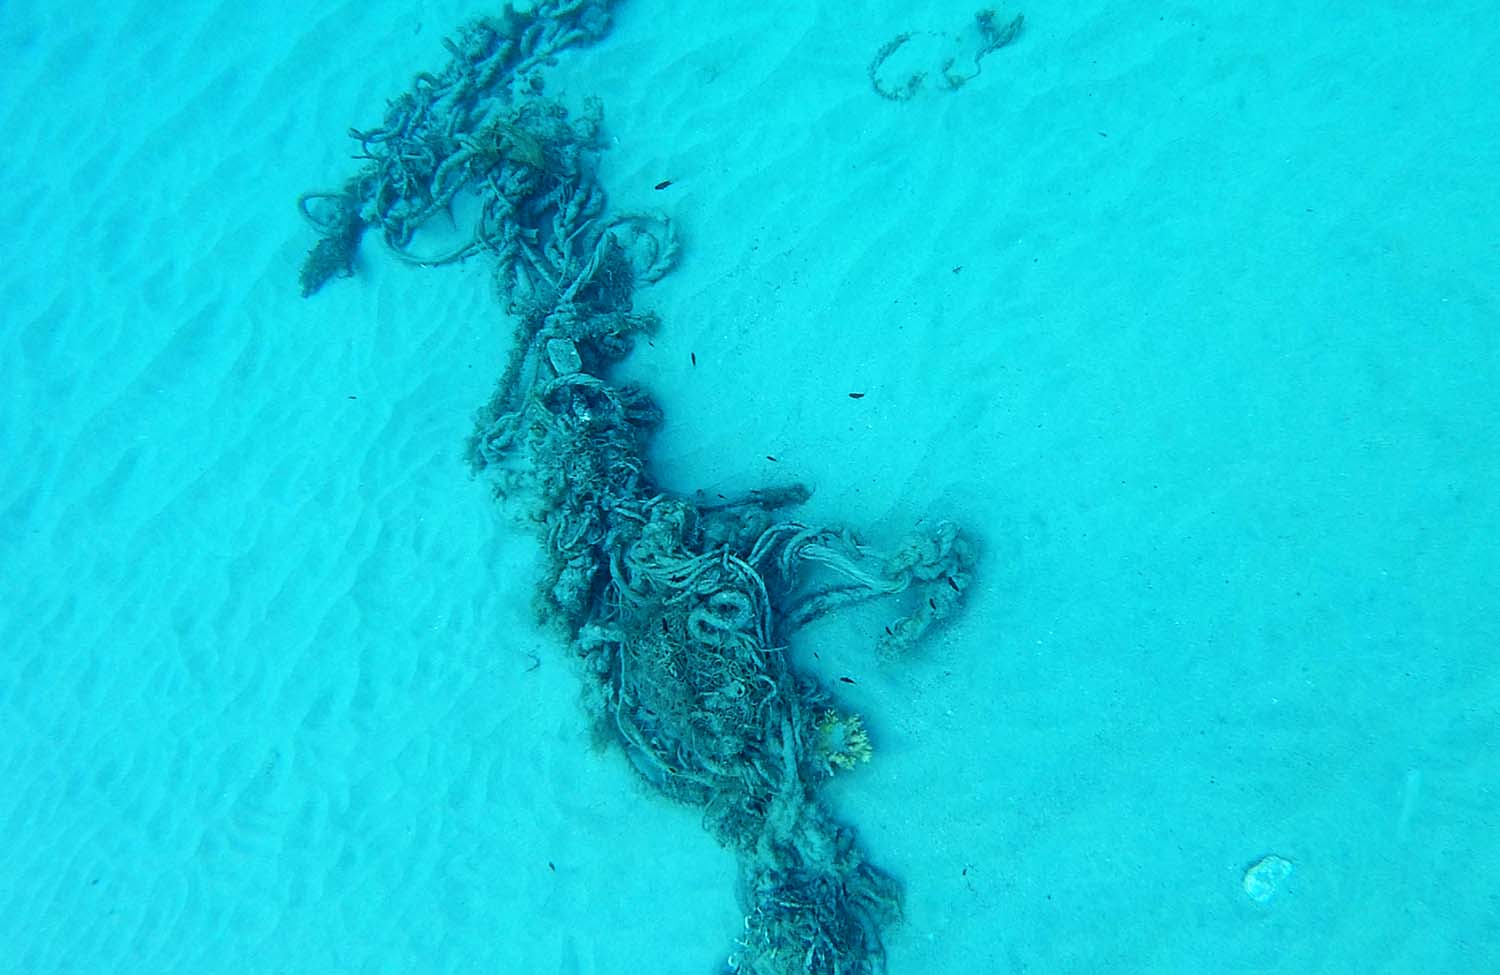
{"left": 2, "top": 1, "right": 1495, "bottom": 972}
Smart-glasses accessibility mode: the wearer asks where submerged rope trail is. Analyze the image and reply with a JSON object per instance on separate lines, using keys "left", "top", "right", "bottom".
{"left": 298, "top": 4, "right": 975, "bottom": 972}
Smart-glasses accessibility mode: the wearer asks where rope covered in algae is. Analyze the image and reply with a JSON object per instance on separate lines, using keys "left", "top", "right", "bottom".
{"left": 299, "top": 4, "right": 976, "bottom": 972}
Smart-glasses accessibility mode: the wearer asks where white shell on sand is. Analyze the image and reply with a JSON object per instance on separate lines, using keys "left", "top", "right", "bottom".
{"left": 1241, "top": 855, "right": 1294, "bottom": 903}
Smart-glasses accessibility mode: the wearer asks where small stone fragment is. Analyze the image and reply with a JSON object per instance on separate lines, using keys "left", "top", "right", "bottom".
{"left": 546, "top": 338, "right": 582, "bottom": 374}
{"left": 1241, "top": 854, "right": 1293, "bottom": 903}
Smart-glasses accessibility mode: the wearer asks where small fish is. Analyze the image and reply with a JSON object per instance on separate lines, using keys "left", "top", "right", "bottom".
{"left": 690, "top": 352, "right": 697, "bottom": 366}
{"left": 839, "top": 676, "right": 856, "bottom": 685}
{"left": 947, "top": 577, "right": 961, "bottom": 592}
{"left": 654, "top": 179, "right": 673, "bottom": 190}
{"left": 766, "top": 455, "right": 778, "bottom": 462}
{"left": 848, "top": 392, "right": 865, "bottom": 399}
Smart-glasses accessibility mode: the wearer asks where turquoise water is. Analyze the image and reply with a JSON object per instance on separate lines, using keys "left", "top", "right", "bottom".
{"left": 2, "top": 1, "right": 1495, "bottom": 973}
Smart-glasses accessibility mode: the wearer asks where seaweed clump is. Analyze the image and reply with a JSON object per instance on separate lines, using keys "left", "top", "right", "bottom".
{"left": 299, "top": 4, "right": 976, "bottom": 973}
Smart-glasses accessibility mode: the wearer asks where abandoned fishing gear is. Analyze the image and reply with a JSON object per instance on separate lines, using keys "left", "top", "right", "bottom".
{"left": 297, "top": 5, "right": 976, "bottom": 973}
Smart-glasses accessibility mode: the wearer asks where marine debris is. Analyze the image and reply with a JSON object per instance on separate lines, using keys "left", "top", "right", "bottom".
{"left": 868, "top": 9, "right": 1024, "bottom": 101}
{"left": 299, "top": 4, "right": 975, "bottom": 972}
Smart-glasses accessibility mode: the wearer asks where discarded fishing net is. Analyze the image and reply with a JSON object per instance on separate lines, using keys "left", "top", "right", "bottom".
{"left": 298, "top": 4, "right": 975, "bottom": 972}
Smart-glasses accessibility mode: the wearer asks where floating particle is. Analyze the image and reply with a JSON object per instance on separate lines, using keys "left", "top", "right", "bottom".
{"left": 1241, "top": 855, "right": 1293, "bottom": 903}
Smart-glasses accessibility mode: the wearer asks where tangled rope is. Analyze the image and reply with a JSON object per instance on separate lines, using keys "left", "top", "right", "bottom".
{"left": 299, "top": 5, "right": 976, "bottom": 972}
